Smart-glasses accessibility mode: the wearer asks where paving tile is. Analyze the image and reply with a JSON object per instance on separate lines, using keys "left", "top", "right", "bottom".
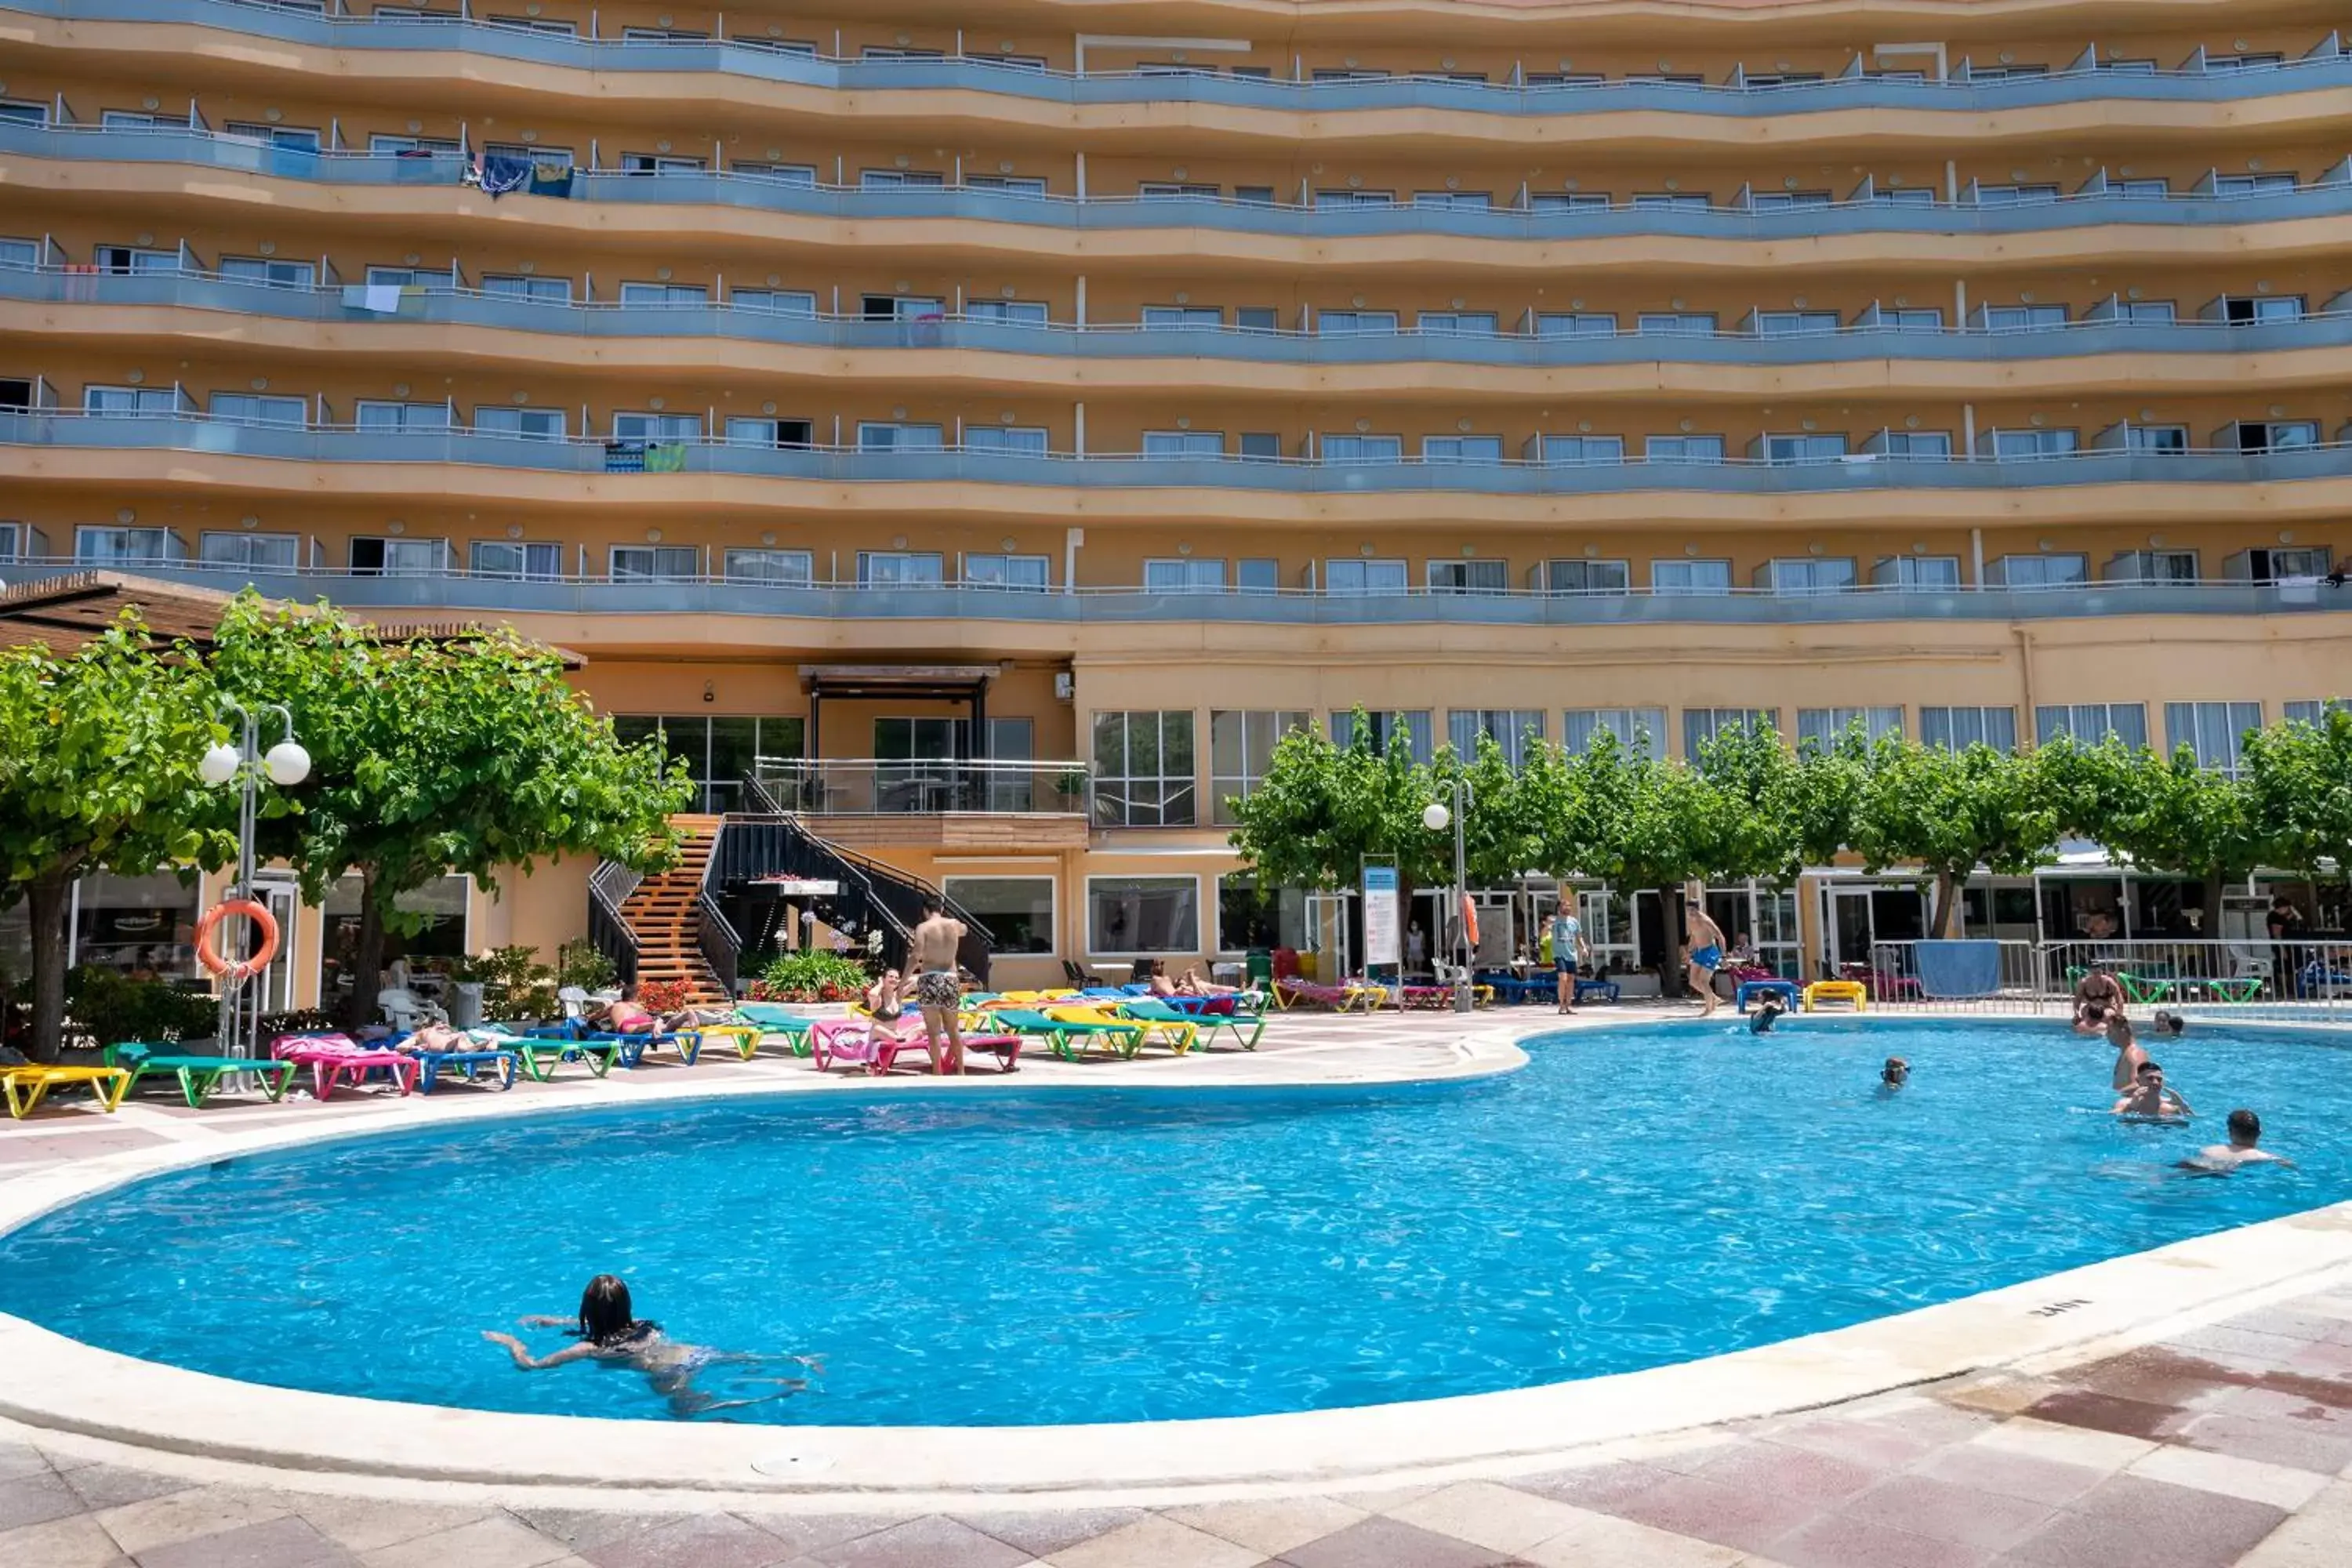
{"left": 0, "top": 1442, "right": 53, "bottom": 1482}
{"left": 0, "top": 1513, "right": 132, "bottom": 1568}
{"left": 1764, "top": 1512, "right": 1992, "bottom": 1568}
{"left": 1156, "top": 1497, "right": 1367, "bottom": 1558}
{"left": 808, "top": 1515, "right": 1031, "bottom": 1568}
{"left": 1835, "top": 1474, "right": 2055, "bottom": 1551}
{"left": 2162, "top": 1325, "right": 2317, "bottom": 1366}
{"left": 579, "top": 1515, "right": 799, "bottom": 1568}
{"left": 1508, "top": 1460, "right": 1676, "bottom": 1510}
{"left": 2068, "top": 1348, "right": 2256, "bottom": 1410}
{"left": 1688, "top": 1442, "right": 1882, "bottom": 1504}
{"left": 1602, "top": 1472, "right": 1824, "bottom": 1555}
{"left": 1938, "top": 1378, "right": 2071, "bottom": 1418}
{"left": 2238, "top": 1376, "right": 2352, "bottom": 1420}
{"left": 1867, "top": 1402, "right": 2004, "bottom": 1450}
{"left": 1385, "top": 1480, "right": 1592, "bottom": 1555}
{"left": 59, "top": 1465, "right": 194, "bottom": 1512}
{"left": 1519, "top": 1509, "right": 1744, "bottom": 1568}
{"left": 729, "top": 1515, "right": 908, "bottom": 1560}
{"left": 0, "top": 1472, "right": 87, "bottom": 1534}
{"left": 2177, "top": 1411, "right": 2352, "bottom": 1474}
{"left": 2020, "top": 1389, "right": 2189, "bottom": 1443}
{"left": 1758, "top": 1419, "right": 1943, "bottom": 1472}
{"left": 1040, "top": 1515, "right": 1255, "bottom": 1568}
{"left": 1907, "top": 1444, "right": 2111, "bottom": 1507}
{"left": 2127, "top": 1444, "right": 2331, "bottom": 1509}
{"left": 100, "top": 1486, "right": 296, "bottom": 1558}
{"left": 357, "top": 1515, "right": 572, "bottom": 1568}
{"left": 509, "top": 1509, "right": 691, "bottom": 1553}
{"left": 953, "top": 1509, "right": 1143, "bottom": 1559}
{"left": 137, "top": 1515, "right": 354, "bottom": 1568}
{"left": 2235, "top": 1508, "right": 2352, "bottom": 1567}
{"left": 2001, "top": 1474, "right": 2287, "bottom": 1568}
{"left": 1273, "top": 1515, "right": 1512, "bottom": 1568}
{"left": 289, "top": 1497, "right": 495, "bottom": 1555}
{"left": 1969, "top": 1416, "right": 2156, "bottom": 1474}
{"left": 2223, "top": 1308, "right": 2350, "bottom": 1344}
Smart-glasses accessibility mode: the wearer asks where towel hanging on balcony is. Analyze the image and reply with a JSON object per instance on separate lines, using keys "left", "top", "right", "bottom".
{"left": 476, "top": 153, "right": 533, "bottom": 198}
{"left": 643, "top": 442, "right": 688, "bottom": 473}
{"left": 529, "top": 162, "right": 575, "bottom": 198}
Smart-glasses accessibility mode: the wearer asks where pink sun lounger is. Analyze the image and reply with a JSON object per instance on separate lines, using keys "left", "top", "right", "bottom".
{"left": 269, "top": 1032, "right": 419, "bottom": 1101}
{"left": 808, "top": 1017, "right": 1022, "bottom": 1076}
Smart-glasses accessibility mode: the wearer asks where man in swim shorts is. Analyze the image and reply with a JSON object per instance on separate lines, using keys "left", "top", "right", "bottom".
{"left": 1684, "top": 901, "right": 1728, "bottom": 1018}
{"left": 909, "top": 896, "right": 968, "bottom": 1073}
{"left": 1552, "top": 898, "right": 1589, "bottom": 1015}
{"left": 2183, "top": 1109, "right": 2293, "bottom": 1172}
{"left": 2114, "top": 1061, "right": 2194, "bottom": 1120}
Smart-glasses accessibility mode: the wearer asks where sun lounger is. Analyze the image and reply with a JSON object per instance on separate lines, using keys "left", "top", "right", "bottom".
{"left": 1397, "top": 982, "right": 1496, "bottom": 1010}
{"left": 988, "top": 1007, "right": 1147, "bottom": 1062}
{"left": 104, "top": 1041, "right": 297, "bottom": 1109}
{"left": 269, "top": 1033, "right": 419, "bottom": 1100}
{"left": 682, "top": 1022, "right": 764, "bottom": 1061}
{"left": 2, "top": 1062, "right": 132, "bottom": 1118}
{"left": 1736, "top": 980, "right": 1799, "bottom": 1014}
{"left": 1052, "top": 1002, "right": 1196, "bottom": 1054}
{"left": 809, "top": 1017, "right": 1022, "bottom": 1075}
{"left": 496, "top": 1022, "right": 625, "bottom": 1080}
{"left": 728, "top": 1003, "right": 818, "bottom": 1057}
{"left": 1122, "top": 998, "right": 1264, "bottom": 1051}
{"left": 1802, "top": 980, "right": 1869, "bottom": 1013}
{"left": 1272, "top": 977, "right": 1387, "bottom": 1013}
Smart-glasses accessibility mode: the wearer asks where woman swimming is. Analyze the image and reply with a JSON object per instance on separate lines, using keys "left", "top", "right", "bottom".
{"left": 482, "top": 1275, "right": 812, "bottom": 1417}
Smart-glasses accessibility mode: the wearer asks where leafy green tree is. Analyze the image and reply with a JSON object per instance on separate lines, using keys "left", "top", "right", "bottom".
{"left": 1849, "top": 739, "right": 2060, "bottom": 938}
{"left": 1224, "top": 710, "right": 1448, "bottom": 893}
{"left": 2042, "top": 738, "right": 2268, "bottom": 924}
{"left": 209, "top": 597, "right": 692, "bottom": 1027}
{"left": 2244, "top": 704, "right": 2352, "bottom": 889}
{"left": 1563, "top": 730, "right": 1726, "bottom": 989}
{"left": 0, "top": 615, "right": 235, "bottom": 1060}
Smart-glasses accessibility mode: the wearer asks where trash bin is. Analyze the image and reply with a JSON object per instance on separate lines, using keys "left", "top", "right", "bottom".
{"left": 1246, "top": 949, "right": 1274, "bottom": 989}
{"left": 448, "top": 981, "right": 485, "bottom": 1030}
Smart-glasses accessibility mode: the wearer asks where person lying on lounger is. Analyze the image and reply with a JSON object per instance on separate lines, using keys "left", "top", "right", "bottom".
{"left": 483, "top": 1274, "right": 815, "bottom": 1418}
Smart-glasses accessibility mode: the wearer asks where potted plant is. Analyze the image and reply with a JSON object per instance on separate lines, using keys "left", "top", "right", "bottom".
{"left": 747, "top": 949, "right": 870, "bottom": 1018}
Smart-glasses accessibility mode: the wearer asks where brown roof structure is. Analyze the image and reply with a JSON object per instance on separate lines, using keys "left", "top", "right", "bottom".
{"left": 0, "top": 572, "right": 585, "bottom": 666}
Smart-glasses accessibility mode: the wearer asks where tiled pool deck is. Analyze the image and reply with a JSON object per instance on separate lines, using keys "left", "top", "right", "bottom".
{"left": 3, "top": 1006, "right": 2350, "bottom": 1566}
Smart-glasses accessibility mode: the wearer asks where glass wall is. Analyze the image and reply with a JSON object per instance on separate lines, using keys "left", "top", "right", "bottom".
{"left": 321, "top": 873, "right": 470, "bottom": 1004}
{"left": 1216, "top": 876, "right": 1309, "bottom": 953}
{"left": 1088, "top": 877, "right": 1200, "bottom": 954}
{"left": 942, "top": 877, "right": 1054, "bottom": 954}
{"left": 612, "top": 714, "right": 806, "bottom": 811}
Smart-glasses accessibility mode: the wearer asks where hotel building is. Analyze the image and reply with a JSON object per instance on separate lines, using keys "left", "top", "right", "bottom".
{"left": 2, "top": 0, "right": 2350, "bottom": 1003}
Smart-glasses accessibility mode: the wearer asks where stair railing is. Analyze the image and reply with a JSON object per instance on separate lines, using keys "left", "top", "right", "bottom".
{"left": 587, "top": 858, "right": 643, "bottom": 992}
{"left": 695, "top": 821, "right": 744, "bottom": 998}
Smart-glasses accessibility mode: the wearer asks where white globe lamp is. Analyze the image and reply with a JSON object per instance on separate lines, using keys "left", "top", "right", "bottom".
{"left": 198, "top": 742, "right": 241, "bottom": 786}
{"left": 263, "top": 740, "right": 312, "bottom": 786}
{"left": 1421, "top": 802, "right": 1450, "bottom": 832}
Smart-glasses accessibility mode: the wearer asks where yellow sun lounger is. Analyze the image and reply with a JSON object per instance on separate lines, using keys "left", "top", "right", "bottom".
{"left": 1046, "top": 1004, "right": 1199, "bottom": 1055}
{"left": 1802, "top": 980, "right": 1869, "bottom": 1012}
{"left": 2, "top": 1063, "right": 133, "bottom": 1118}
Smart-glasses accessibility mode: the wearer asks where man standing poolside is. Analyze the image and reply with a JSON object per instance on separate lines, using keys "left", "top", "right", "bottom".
{"left": 1684, "top": 901, "right": 1728, "bottom": 1018}
{"left": 1551, "top": 898, "right": 1589, "bottom": 1015}
{"left": 909, "top": 895, "right": 968, "bottom": 1074}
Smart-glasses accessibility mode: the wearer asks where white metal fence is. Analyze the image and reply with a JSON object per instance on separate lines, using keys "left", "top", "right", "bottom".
{"left": 1864, "top": 938, "right": 2352, "bottom": 1021}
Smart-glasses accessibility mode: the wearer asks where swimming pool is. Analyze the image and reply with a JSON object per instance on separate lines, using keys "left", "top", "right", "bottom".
{"left": 0, "top": 1018, "right": 2344, "bottom": 1428}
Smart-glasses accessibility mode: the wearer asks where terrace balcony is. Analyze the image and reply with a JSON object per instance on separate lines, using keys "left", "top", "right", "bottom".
{"left": 748, "top": 757, "right": 1092, "bottom": 851}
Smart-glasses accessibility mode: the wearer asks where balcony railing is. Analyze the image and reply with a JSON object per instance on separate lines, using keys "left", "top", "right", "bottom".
{"left": 751, "top": 757, "right": 1090, "bottom": 817}
{"left": 9, "top": 262, "right": 2350, "bottom": 369}
{"left": 13, "top": 121, "right": 2352, "bottom": 242}
{"left": 2, "top": 561, "right": 2341, "bottom": 627}
{"left": 12, "top": 0, "right": 2350, "bottom": 120}
{"left": 13, "top": 410, "right": 2352, "bottom": 495}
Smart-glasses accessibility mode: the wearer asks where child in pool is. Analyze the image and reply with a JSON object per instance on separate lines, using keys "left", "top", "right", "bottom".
{"left": 484, "top": 1275, "right": 813, "bottom": 1417}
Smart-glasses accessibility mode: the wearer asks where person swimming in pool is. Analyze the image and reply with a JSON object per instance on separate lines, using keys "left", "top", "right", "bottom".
{"left": 2073, "top": 964, "right": 2126, "bottom": 1035}
{"left": 484, "top": 1275, "right": 812, "bottom": 1418}
{"left": 2180, "top": 1109, "right": 2294, "bottom": 1173}
{"left": 1880, "top": 1056, "right": 1909, "bottom": 1089}
{"left": 2107, "top": 1013, "right": 2150, "bottom": 1092}
{"left": 2114, "top": 1061, "right": 2194, "bottom": 1122}
{"left": 1748, "top": 994, "right": 1787, "bottom": 1035}
{"left": 2151, "top": 1010, "right": 2187, "bottom": 1039}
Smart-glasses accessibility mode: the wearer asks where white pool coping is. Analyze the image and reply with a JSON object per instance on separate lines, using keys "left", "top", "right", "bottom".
{"left": 2, "top": 1012, "right": 2350, "bottom": 1506}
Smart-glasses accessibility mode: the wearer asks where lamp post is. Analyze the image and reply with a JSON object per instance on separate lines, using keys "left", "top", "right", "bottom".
{"left": 200, "top": 700, "right": 309, "bottom": 1061}
{"left": 1422, "top": 778, "right": 1474, "bottom": 1014}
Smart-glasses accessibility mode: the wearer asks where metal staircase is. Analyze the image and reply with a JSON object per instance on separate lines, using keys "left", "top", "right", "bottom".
{"left": 601, "top": 815, "right": 730, "bottom": 1006}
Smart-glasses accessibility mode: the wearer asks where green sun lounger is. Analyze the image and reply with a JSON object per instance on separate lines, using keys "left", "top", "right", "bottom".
{"left": 103, "top": 1041, "right": 297, "bottom": 1109}
{"left": 486, "top": 1024, "right": 625, "bottom": 1082}
{"left": 729, "top": 1004, "right": 818, "bottom": 1058}
{"left": 988, "top": 1007, "right": 1147, "bottom": 1062}
{"left": 1120, "top": 998, "right": 1266, "bottom": 1051}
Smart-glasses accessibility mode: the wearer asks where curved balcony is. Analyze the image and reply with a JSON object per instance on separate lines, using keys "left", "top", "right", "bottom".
{"left": 11, "top": 0, "right": 2352, "bottom": 151}
{"left": 1, "top": 557, "right": 2339, "bottom": 630}
{"left": 6, "top": 263, "right": 2350, "bottom": 401}
{"left": 12, "top": 123, "right": 2352, "bottom": 276}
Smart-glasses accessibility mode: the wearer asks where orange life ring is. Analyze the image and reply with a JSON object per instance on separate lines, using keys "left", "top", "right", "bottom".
{"left": 196, "top": 898, "right": 279, "bottom": 983}
{"left": 1460, "top": 894, "right": 1481, "bottom": 951}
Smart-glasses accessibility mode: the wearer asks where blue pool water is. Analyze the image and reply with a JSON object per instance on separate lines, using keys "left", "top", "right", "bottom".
{"left": 1, "top": 1019, "right": 2347, "bottom": 1427}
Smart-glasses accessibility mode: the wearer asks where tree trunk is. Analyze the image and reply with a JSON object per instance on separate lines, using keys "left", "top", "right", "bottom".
{"left": 1657, "top": 882, "right": 1686, "bottom": 997}
{"left": 2201, "top": 869, "right": 2228, "bottom": 938}
{"left": 25, "top": 867, "right": 74, "bottom": 1063}
{"left": 1930, "top": 870, "right": 1960, "bottom": 940}
{"left": 347, "top": 865, "right": 390, "bottom": 1032}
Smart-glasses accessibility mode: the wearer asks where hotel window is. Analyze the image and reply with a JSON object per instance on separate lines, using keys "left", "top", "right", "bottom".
{"left": 964, "top": 174, "right": 1048, "bottom": 194}
{"left": 1920, "top": 706, "right": 2020, "bottom": 753}
{"left": 1428, "top": 559, "right": 1508, "bottom": 593}
{"left": 1537, "top": 434, "right": 1625, "bottom": 464}
{"left": 611, "top": 716, "right": 803, "bottom": 815}
{"left": 1754, "top": 310, "right": 1839, "bottom": 336}
{"left": 85, "top": 385, "right": 180, "bottom": 415}
{"left": 1871, "top": 554, "right": 1962, "bottom": 588}
{"left": 1412, "top": 191, "right": 1494, "bottom": 209}
{"left": 220, "top": 256, "right": 315, "bottom": 289}
{"left": 348, "top": 536, "right": 449, "bottom": 575}
{"left": 1967, "top": 63, "right": 2048, "bottom": 78}
{"left": 1142, "top": 306, "right": 1223, "bottom": 328}
{"left": 730, "top": 290, "right": 815, "bottom": 319}
{"left": 1750, "top": 191, "right": 1831, "bottom": 210}
{"left": 1238, "top": 432, "right": 1284, "bottom": 459}
{"left": 363, "top": 265, "right": 451, "bottom": 292}
{"left": 1524, "top": 73, "right": 1604, "bottom": 85}
{"left": 1632, "top": 192, "right": 1710, "bottom": 210}
{"left": 1423, "top": 435, "right": 1502, "bottom": 463}
{"left": 100, "top": 109, "right": 172, "bottom": 129}
{"left": 1218, "top": 876, "right": 1309, "bottom": 954}
{"left": 964, "top": 425, "right": 1050, "bottom": 456}
{"left": 1976, "top": 183, "right": 2060, "bottom": 205}
{"left": 1536, "top": 312, "right": 1617, "bottom": 336}
{"left": 198, "top": 531, "right": 299, "bottom": 571}
{"left": 2207, "top": 53, "right": 2285, "bottom": 71}
{"left": 857, "top": 551, "right": 945, "bottom": 586}
{"left": 855, "top": 421, "right": 944, "bottom": 450}
{"left": 1991, "top": 553, "right": 2088, "bottom": 589}
{"left": 612, "top": 412, "right": 702, "bottom": 442}
{"left": 1143, "top": 557, "right": 1225, "bottom": 593}
{"left": 468, "top": 539, "right": 562, "bottom": 579}
{"left": 357, "top": 400, "right": 450, "bottom": 431}
{"left": 2036, "top": 703, "right": 2149, "bottom": 749}
{"left": 94, "top": 245, "right": 180, "bottom": 274}
{"left": 1798, "top": 707, "right": 1904, "bottom": 749}
{"left": 487, "top": 142, "right": 570, "bottom": 168}
{"left": 942, "top": 877, "right": 1054, "bottom": 955}
{"left": 2118, "top": 424, "right": 2187, "bottom": 454}
{"left": 368, "top": 133, "right": 461, "bottom": 152}
{"left": 1316, "top": 188, "right": 1398, "bottom": 205}
{"left": 1331, "top": 710, "right": 1434, "bottom": 763}
{"left": 610, "top": 545, "right": 699, "bottom": 581}
{"left": 1879, "top": 307, "right": 1944, "bottom": 328}
{"left": 966, "top": 299, "right": 1049, "bottom": 324}
{"left": 2216, "top": 295, "right": 2303, "bottom": 324}
{"left": 1984, "top": 303, "right": 2067, "bottom": 331}
{"left": 486, "top": 13, "right": 576, "bottom": 31}
{"left": 2233, "top": 419, "right": 2319, "bottom": 452}
{"left": 1448, "top": 710, "right": 1546, "bottom": 767}
{"left": 1638, "top": 312, "right": 1717, "bottom": 336}
{"left": 1528, "top": 192, "right": 1610, "bottom": 212}
{"left": 77, "top": 526, "right": 180, "bottom": 564}
{"left": 1318, "top": 310, "right": 1400, "bottom": 335}
{"left": 1760, "top": 434, "right": 1847, "bottom": 463}
{"left": 619, "top": 281, "right": 708, "bottom": 307}
{"left": 1872, "top": 187, "right": 1936, "bottom": 205}
{"left": 1230, "top": 303, "right": 1276, "bottom": 328}
{"left": 209, "top": 393, "right": 307, "bottom": 426}
{"left": 2114, "top": 299, "right": 2176, "bottom": 322}
{"left": 2111, "top": 178, "right": 2169, "bottom": 198}
{"left": 1878, "top": 431, "right": 1954, "bottom": 457}
{"left": 2213, "top": 173, "right": 2296, "bottom": 196}
{"left": 2165, "top": 702, "right": 2263, "bottom": 774}
{"left": 1763, "top": 557, "right": 1857, "bottom": 594}
{"left": 1143, "top": 431, "right": 1225, "bottom": 457}
{"left": 1683, "top": 708, "right": 1780, "bottom": 757}
{"left": 224, "top": 121, "right": 321, "bottom": 151}
{"left": 1653, "top": 558, "right": 1732, "bottom": 594}
{"left": 621, "top": 152, "right": 706, "bottom": 174}
{"left": 2105, "top": 550, "right": 2200, "bottom": 585}
{"left": 1093, "top": 712, "right": 1196, "bottom": 828}
{"left": 859, "top": 44, "right": 944, "bottom": 58}
{"left": 1236, "top": 558, "right": 1279, "bottom": 593}
{"left": 475, "top": 406, "right": 566, "bottom": 441}
{"left": 1565, "top": 708, "right": 1668, "bottom": 760}
{"left": 1990, "top": 428, "right": 2078, "bottom": 458}
{"left": 1542, "top": 559, "right": 1631, "bottom": 594}
{"left": 1418, "top": 311, "right": 1498, "bottom": 335}
{"left": 721, "top": 548, "right": 813, "bottom": 585}
{"left": 1087, "top": 877, "right": 1200, "bottom": 954}
{"left": 1210, "top": 710, "right": 1312, "bottom": 825}
{"left": 1322, "top": 434, "right": 1403, "bottom": 462}
{"left": 1646, "top": 435, "right": 1726, "bottom": 463}
{"left": 0, "top": 100, "right": 48, "bottom": 125}
{"left": 964, "top": 553, "right": 1050, "bottom": 590}
{"left": 1326, "top": 557, "right": 1407, "bottom": 594}
{"left": 0, "top": 236, "right": 37, "bottom": 267}
{"left": 2238, "top": 546, "right": 2332, "bottom": 582}
{"left": 725, "top": 417, "right": 813, "bottom": 448}
{"left": 1233, "top": 186, "right": 1277, "bottom": 202}
{"left": 723, "top": 162, "right": 811, "bottom": 184}
{"left": 1138, "top": 182, "right": 1221, "bottom": 199}
{"left": 2285, "top": 701, "right": 2348, "bottom": 725}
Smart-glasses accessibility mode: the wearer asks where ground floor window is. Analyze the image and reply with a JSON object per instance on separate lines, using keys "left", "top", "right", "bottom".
{"left": 1216, "top": 876, "right": 1308, "bottom": 953}
{"left": 610, "top": 714, "right": 805, "bottom": 812}
{"left": 942, "top": 877, "right": 1054, "bottom": 954}
{"left": 321, "top": 873, "right": 470, "bottom": 1000}
{"left": 1088, "top": 876, "right": 1200, "bottom": 954}
{"left": 70, "top": 869, "right": 203, "bottom": 980}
